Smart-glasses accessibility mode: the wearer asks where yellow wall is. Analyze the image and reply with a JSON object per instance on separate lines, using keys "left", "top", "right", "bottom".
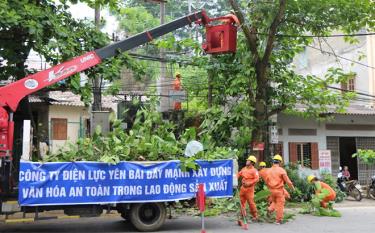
{"left": 48, "top": 105, "right": 90, "bottom": 153}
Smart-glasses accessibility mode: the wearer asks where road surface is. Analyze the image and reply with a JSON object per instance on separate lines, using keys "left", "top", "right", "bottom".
{"left": 1, "top": 206, "right": 374, "bottom": 233}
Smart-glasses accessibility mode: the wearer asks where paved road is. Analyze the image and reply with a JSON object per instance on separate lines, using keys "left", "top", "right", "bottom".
{"left": 1, "top": 206, "right": 375, "bottom": 233}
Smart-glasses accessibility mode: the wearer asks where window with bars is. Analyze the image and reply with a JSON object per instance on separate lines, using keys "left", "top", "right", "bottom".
{"left": 341, "top": 76, "right": 355, "bottom": 91}
{"left": 296, "top": 143, "right": 312, "bottom": 168}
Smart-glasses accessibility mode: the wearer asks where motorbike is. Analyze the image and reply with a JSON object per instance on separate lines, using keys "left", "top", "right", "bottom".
{"left": 337, "top": 173, "right": 362, "bottom": 201}
{"left": 368, "top": 175, "right": 375, "bottom": 200}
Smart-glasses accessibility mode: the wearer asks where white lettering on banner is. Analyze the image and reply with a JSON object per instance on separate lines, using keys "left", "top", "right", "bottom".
{"left": 210, "top": 167, "right": 232, "bottom": 176}
{"left": 19, "top": 170, "right": 46, "bottom": 182}
{"left": 128, "top": 169, "right": 144, "bottom": 179}
{"left": 165, "top": 169, "right": 190, "bottom": 179}
{"left": 163, "top": 183, "right": 187, "bottom": 195}
{"left": 88, "top": 170, "right": 106, "bottom": 182}
{"left": 85, "top": 186, "right": 110, "bottom": 197}
{"left": 108, "top": 169, "right": 126, "bottom": 180}
{"left": 46, "top": 65, "right": 78, "bottom": 83}
{"left": 49, "top": 171, "right": 60, "bottom": 180}
{"left": 113, "top": 185, "right": 143, "bottom": 195}
{"left": 80, "top": 53, "right": 95, "bottom": 63}
{"left": 62, "top": 169, "right": 85, "bottom": 182}
{"left": 69, "top": 187, "right": 83, "bottom": 197}
{"left": 22, "top": 187, "right": 43, "bottom": 199}
{"left": 189, "top": 183, "right": 207, "bottom": 192}
{"left": 192, "top": 168, "right": 207, "bottom": 177}
{"left": 145, "top": 185, "right": 161, "bottom": 195}
{"left": 208, "top": 180, "right": 228, "bottom": 192}
{"left": 46, "top": 186, "right": 66, "bottom": 198}
{"left": 146, "top": 169, "right": 163, "bottom": 179}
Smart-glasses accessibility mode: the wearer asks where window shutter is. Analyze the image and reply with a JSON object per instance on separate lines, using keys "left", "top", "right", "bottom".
{"left": 289, "top": 142, "right": 298, "bottom": 164}
{"left": 52, "top": 118, "right": 67, "bottom": 140}
{"left": 311, "top": 142, "right": 319, "bottom": 169}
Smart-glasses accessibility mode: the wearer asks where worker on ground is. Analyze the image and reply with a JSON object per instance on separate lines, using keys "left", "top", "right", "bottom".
{"left": 259, "top": 161, "right": 291, "bottom": 211}
{"left": 307, "top": 175, "right": 336, "bottom": 208}
{"left": 258, "top": 161, "right": 267, "bottom": 180}
{"left": 238, "top": 155, "right": 259, "bottom": 223}
{"left": 265, "top": 155, "right": 294, "bottom": 224}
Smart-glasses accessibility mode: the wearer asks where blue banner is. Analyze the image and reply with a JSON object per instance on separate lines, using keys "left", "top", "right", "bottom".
{"left": 18, "top": 160, "right": 233, "bottom": 206}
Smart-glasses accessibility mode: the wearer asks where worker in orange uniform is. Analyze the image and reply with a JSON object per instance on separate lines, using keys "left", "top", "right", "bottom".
{"left": 307, "top": 175, "right": 336, "bottom": 208}
{"left": 265, "top": 155, "right": 294, "bottom": 224}
{"left": 237, "top": 155, "right": 259, "bottom": 227}
{"left": 173, "top": 72, "right": 182, "bottom": 111}
{"left": 259, "top": 161, "right": 291, "bottom": 213}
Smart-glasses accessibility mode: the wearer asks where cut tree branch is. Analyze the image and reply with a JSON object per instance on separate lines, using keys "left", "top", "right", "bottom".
{"left": 268, "top": 104, "right": 287, "bottom": 116}
{"left": 262, "top": 0, "right": 286, "bottom": 63}
{"left": 229, "top": 0, "right": 259, "bottom": 61}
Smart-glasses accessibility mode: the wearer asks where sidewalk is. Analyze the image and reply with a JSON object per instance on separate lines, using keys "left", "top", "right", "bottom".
{"left": 335, "top": 197, "right": 375, "bottom": 208}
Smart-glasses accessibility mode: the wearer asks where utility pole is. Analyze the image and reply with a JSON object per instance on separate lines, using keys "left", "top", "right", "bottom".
{"left": 93, "top": 5, "right": 102, "bottom": 111}
{"left": 157, "top": 1, "right": 169, "bottom": 113}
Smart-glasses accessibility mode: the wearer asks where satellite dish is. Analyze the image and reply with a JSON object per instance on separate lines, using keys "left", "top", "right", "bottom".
{"left": 184, "top": 140, "right": 204, "bottom": 157}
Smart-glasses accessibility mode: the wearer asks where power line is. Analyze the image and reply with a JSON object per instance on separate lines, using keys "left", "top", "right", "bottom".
{"left": 307, "top": 45, "right": 375, "bottom": 70}
{"left": 252, "top": 32, "right": 375, "bottom": 38}
{"left": 326, "top": 86, "right": 375, "bottom": 99}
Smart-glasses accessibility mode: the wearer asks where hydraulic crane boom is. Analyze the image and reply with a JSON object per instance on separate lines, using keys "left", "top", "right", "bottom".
{"left": 0, "top": 11, "right": 208, "bottom": 113}
{"left": 0, "top": 10, "right": 238, "bottom": 194}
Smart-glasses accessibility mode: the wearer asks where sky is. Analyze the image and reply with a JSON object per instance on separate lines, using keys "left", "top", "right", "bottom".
{"left": 69, "top": 2, "right": 118, "bottom": 35}
{"left": 27, "top": 2, "right": 118, "bottom": 70}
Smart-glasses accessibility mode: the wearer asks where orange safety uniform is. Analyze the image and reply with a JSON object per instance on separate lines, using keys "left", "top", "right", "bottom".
{"left": 315, "top": 181, "right": 336, "bottom": 208}
{"left": 265, "top": 164, "right": 294, "bottom": 222}
{"left": 238, "top": 166, "right": 259, "bottom": 219}
{"left": 173, "top": 77, "right": 182, "bottom": 110}
{"left": 259, "top": 168, "right": 290, "bottom": 210}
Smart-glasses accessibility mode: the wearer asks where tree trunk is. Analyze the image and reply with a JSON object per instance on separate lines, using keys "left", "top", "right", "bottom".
{"left": 250, "top": 61, "right": 269, "bottom": 158}
{"left": 207, "top": 69, "right": 213, "bottom": 108}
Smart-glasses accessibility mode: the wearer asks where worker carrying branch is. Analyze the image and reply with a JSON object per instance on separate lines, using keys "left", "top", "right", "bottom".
{"left": 307, "top": 175, "right": 336, "bottom": 209}
{"left": 265, "top": 154, "right": 294, "bottom": 224}
{"left": 237, "top": 155, "right": 259, "bottom": 227}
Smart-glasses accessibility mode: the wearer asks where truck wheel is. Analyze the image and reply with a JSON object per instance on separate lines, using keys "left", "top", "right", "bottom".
{"left": 121, "top": 212, "right": 128, "bottom": 220}
{"left": 129, "top": 203, "right": 166, "bottom": 232}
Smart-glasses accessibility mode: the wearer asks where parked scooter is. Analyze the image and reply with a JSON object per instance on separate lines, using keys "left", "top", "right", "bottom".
{"left": 368, "top": 175, "right": 375, "bottom": 200}
{"left": 337, "top": 168, "right": 362, "bottom": 201}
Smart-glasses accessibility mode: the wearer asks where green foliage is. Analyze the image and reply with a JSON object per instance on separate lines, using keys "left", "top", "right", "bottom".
{"left": 199, "top": 105, "right": 252, "bottom": 150}
{"left": 285, "top": 164, "right": 313, "bottom": 202}
{"left": 353, "top": 149, "right": 375, "bottom": 165}
{"left": 301, "top": 197, "right": 342, "bottom": 217}
{"left": 320, "top": 172, "right": 346, "bottom": 203}
{"left": 116, "top": 6, "right": 159, "bottom": 35}
{"left": 194, "top": 0, "right": 375, "bottom": 149}
{"left": 0, "top": 0, "right": 145, "bottom": 105}
{"left": 45, "top": 105, "right": 238, "bottom": 164}
{"left": 284, "top": 165, "right": 345, "bottom": 203}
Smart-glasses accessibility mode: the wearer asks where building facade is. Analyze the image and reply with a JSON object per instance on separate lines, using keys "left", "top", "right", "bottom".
{"left": 277, "top": 33, "right": 375, "bottom": 184}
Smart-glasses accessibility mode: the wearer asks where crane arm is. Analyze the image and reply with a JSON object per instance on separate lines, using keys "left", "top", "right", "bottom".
{"left": 0, "top": 11, "right": 207, "bottom": 112}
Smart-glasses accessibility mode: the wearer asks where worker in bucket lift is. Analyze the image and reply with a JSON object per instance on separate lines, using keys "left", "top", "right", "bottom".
{"left": 173, "top": 72, "right": 182, "bottom": 111}
{"left": 265, "top": 155, "right": 294, "bottom": 225}
{"left": 237, "top": 155, "right": 259, "bottom": 226}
